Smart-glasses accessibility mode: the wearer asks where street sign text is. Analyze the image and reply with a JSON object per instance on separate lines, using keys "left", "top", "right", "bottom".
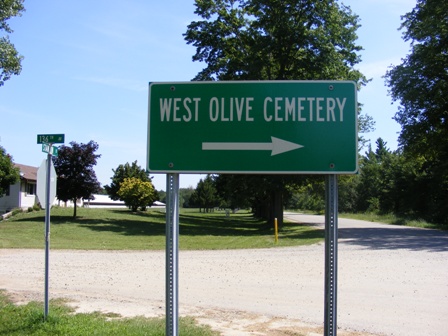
{"left": 148, "top": 81, "right": 358, "bottom": 174}
{"left": 42, "top": 143, "right": 59, "bottom": 157}
{"left": 37, "top": 134, "right": 65, "bottom": 144}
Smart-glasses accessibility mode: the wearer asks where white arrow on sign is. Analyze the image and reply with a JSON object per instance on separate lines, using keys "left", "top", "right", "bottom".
{"left": 202, "top": 136, "right": 304, "bottom": 156}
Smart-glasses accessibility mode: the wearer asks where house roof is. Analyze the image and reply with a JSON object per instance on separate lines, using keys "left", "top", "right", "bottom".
{"left": 15, "top": 163, "right": 38, "bottom": 182}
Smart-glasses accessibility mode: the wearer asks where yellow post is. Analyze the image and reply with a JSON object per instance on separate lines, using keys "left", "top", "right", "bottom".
{"left": 274, "top": 217, "right": 279, "bottom": 243}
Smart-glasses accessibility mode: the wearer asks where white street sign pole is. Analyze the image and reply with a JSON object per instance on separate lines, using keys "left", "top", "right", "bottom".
{"left": 44, "top": 151, "right": 52, "bottom": 320}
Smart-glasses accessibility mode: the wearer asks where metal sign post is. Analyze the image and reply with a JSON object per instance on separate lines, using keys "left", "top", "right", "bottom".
{"left": 37, "top": 133, "right": 64, "bottom": 321}
{"left": 166, "top": 174, "right": 180, "bottom": 336}
{"left": 324, "top": 174, "right": 338, "bottom": 336}
{"left": 44, "top": 152, "right": 52, "bottom": 319}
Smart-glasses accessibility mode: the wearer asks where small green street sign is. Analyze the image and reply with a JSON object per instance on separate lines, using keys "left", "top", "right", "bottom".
{"left": 42, "top": 143, "right": 59, "bottom": 157}
{"left": 37, "top": 134, "right": 65, "bottom": 144}
{"left": 147, "top": 81, "right": 358, "bottom": 174}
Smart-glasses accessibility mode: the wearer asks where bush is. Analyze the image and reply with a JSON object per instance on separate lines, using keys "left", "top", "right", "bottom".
{"left": 11, "top": 208, "right": 22, "bottom": 216}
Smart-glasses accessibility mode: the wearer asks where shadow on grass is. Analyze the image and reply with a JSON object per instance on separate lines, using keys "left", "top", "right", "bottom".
{"left": 179, "top": 214, "right": 269, "bottom": 237}
{"left": 11, "top": 211, "right": 166, "bottom": 236}
{"left": 82, "top": 212, "right": 271, "bottom": 237}
{"left": 12, "top": 210, "right": 275, "bottom": 238}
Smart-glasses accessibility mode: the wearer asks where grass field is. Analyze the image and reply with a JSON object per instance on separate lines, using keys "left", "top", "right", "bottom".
{"left": 0, "top": 207, "right": 324, "bottom": 250}
{"left": 0, "top": 290, "right": 218, "bottom": 336}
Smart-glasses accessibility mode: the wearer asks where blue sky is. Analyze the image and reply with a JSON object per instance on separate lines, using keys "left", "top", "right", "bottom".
{"left": 1, "top": 0, "right": 416, "bottom": 191}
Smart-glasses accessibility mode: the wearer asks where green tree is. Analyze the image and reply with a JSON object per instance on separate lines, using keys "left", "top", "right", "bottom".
{"left": 105, "top": 161, "right": 151, "bottom": 201}
{"left": 0, "top": 145, "right": 19, "bottom": 196}
{"left": 355, "top": 139, "right": 392, "bottom": 212}
{"left": 286, "top": 178, "right": 325, "bottom": 212}
{"left": 157, "top": 189, "right": 166, "bottom": 203}
{"left": 53, "top": 141, "right": 101, "bottom": 217}
{"left": 354, "top": 138, "right": 421, "bottom": 216}
{"left": 179, "top": 187, "right": 195, "bottom": 208}
{"left": 185, "top": 0, "right": 370, "bottom": 226}
{"left": 117, "top": 177, "right": 156, "bottom": 212}
{"left": 214, "top": 174, "right": 254, "bottom": 211}
{"left": 185, "top": 0, "right": 366, "bottom": 82}
{"left": 0, "top": 0, "right": 24, "bottom": 86}
{"left": 336, "top": 175, "right": 359, "bottom": 213}
{"left": 384, "top": 0, "right": 448, "bottom": 223}
{"left": 190, "top": 175, "right": 218, "bottom": 212}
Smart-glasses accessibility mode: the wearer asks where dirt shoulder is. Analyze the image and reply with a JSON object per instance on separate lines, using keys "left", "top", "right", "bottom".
{"left": 0, "top": 247, "right": 374, "bottom": 336}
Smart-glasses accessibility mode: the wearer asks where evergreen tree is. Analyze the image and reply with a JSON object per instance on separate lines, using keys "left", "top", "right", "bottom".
{"left": 191, "top": 175, "right": 218, "bottom": 212}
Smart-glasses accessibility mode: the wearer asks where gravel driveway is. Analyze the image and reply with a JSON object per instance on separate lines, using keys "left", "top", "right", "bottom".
{"left": 1, "top": 213, "right": 447, "bottom": 335}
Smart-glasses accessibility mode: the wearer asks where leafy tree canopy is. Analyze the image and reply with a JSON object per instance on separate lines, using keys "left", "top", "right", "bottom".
{"left": 185, "top": 0, "right": 366, "bottom": 83}
{"left": 53, "top": 141, "right": 101, "bottom": 217}
{"left": 385, "top": 0, "right": 448, "bottom": 223}
{"left": 385, "top": 0, "right": 447, "bottom": 156}
{"left": 184, "top": 0, "right": 371, "bottom": 225}
{"left": 0, "top": 145, "right": 19, "bottom": 196}
{"left": 0, "top": 0, "right": 25, "bottom": 86}
{"left": 118, "top": 177, "right": 156, "bottom": 212}
{"left": 105, "top": 161, "right": 151, "bottom": 201}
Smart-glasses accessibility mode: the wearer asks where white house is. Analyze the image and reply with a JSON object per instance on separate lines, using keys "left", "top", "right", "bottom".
{"left": 0, "top": 163, "right": 38, "bottom": 213}
{"left": 83, "top": 194, "right": 126, "bottom": 208}
{"left": 83, "top": 194, "right": 165, "bottom": 209}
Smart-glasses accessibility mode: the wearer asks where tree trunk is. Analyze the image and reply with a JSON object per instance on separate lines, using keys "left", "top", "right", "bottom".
{"left": 73, "top": 198, "right": 77, "bottom": 217}
{"left": 270, "top": 190, "right": 283, "bottom": 229}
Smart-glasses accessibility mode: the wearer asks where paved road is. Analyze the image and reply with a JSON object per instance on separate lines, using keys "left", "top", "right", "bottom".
{"left": 284, "top": 212, "right": 448, "bottom": 335}
{"left": 1, "top": 214, "right": 447, "bottom": 335}
{"left": 285, "top": 212, "right": 448, "bottom": 252}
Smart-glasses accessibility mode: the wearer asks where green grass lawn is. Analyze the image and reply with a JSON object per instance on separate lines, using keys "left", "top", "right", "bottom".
{"left": 0, "top": 290, "right": 218, "bottom": 336}
{"left": 0, "top": 207, "right": 324, "bottom": 250}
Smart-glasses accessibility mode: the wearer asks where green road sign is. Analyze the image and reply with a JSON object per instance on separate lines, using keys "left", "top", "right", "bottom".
{"left": 37, "top": 134, "right": 65, "bottom": 144}
{"left": 147, "top": 81, "right": 358, "bottom": 174}
{"left": 42, "top": 143, "right": 58, "bottom": 157}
